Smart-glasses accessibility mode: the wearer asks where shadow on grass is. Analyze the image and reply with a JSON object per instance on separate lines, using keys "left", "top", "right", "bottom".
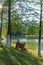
{"left": 9, "top": 47, "right": 41, "bottom": 65}
{"left": 0, "top": 43, "right": 41, "bottom": 65}
{"left": 0, "top": 43, "right": 15, "bottom": 65}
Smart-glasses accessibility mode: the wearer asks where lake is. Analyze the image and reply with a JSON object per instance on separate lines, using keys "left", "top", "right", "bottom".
{"left": 11, "top": 38, "right": 43, "bottom": 43}
{"left": 1, "top": 37, "right": 43, "bottom": 42}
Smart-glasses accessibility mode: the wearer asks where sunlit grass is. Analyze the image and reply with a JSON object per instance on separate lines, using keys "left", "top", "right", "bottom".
{"left": 0, "top": 42, "right": 43, "bottom": 65}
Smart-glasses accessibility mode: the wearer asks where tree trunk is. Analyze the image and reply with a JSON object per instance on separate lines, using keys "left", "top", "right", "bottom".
{"left": 0, "top": 9, "right": 3, "bottom": 43}
{"left": 38, "top": 0, "right": 42, "bottom": 57}
{"left": 6, "top": 0, "right": 11, "bottom": 48}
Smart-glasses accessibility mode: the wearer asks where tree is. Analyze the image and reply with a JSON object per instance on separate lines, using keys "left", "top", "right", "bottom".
{"left": 0, "top": 6, "right": 3, "bottom": 43}
{"left": 38, "top": 0, "right": 42, "bottom": 57}
{"left": 6, "top": 0, "right": 11, "bottom": 48}
{"left": 2, "top": 0, "right": 43, "bottom": 50}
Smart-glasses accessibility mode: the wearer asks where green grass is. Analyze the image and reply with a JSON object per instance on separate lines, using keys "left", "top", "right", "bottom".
{"left": 26, "top": 40, "right": 43, "bottom": 50}
{"left": 0, "top": 43, "right": 43, "bottom": 65}
{"left": 26, "top": 40, "right": 37, "bottom": 50}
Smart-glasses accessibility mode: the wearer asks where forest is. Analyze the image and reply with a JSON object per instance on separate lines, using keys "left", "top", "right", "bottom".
{"left": 0, "top": 0, "right": 43, "bottom": 65}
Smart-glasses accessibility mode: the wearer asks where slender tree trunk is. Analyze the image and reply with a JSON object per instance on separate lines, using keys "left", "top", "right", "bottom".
{"left": 38, "top": 0, "right": 42, "bottom": 57}
{"left": 6, "top": 0, "right": 11, "bottom": 48}
{"left": 0, "top": 9, "right": 3, "bottom": 43}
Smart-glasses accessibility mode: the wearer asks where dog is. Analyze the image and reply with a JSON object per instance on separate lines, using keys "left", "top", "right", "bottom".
{"left": 16, "top": 41, "right": 25, "bottom": 50}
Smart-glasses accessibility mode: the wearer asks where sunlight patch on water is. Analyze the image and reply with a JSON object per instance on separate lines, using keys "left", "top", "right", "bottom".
{"left": 20, "top": 38, "right": 27, "bottom": 42}
{"left": 1, "top": 38, "right": 43, "bottom": 43}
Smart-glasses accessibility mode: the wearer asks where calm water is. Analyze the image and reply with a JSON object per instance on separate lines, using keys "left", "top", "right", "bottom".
{"left": 2, "top": 38, "right": 43, "bottom": 43}
{"left": 14, "top": 38, "right": 43, "bottom": 43}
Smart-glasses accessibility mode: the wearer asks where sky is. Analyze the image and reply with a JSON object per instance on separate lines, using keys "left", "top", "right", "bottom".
{"left": 0, "top": 0, "right": 43, "bottom": 23}
{"left": 13, "top": 1, "right": 40, "bottom": 23}
{"left": 0, "top": 4, "right": 2, "bottom": 9}
{"left": 0, "top": 3, "right": 3, "bottom": 23}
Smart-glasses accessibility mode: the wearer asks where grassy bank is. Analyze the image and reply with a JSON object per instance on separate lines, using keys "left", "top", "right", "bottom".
{"left": 0, "top": 43, "right": 43, "bottom": 65}
{"left": 0, "top": 38, "right": 43, "bottom": 65}
{"left": 11, "top": 39, "right": 43, "bottom": 51}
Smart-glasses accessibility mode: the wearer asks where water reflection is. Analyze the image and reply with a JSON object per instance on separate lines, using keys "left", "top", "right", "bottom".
{"left": 2, "top": 38, "right": 43, "bottom": 43}
{"left": 19, "top": 38, "right": 43, "bottom": 43}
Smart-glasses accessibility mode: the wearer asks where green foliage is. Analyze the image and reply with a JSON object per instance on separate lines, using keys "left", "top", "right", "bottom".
{"left": 2, "top": 0, "right": 43, "bottom": 36}
{"left": 26, "top": 24, "right": 39, "bottom": 35}
{"left": 11, "top": 22, "right": 24, "bottom": 35}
